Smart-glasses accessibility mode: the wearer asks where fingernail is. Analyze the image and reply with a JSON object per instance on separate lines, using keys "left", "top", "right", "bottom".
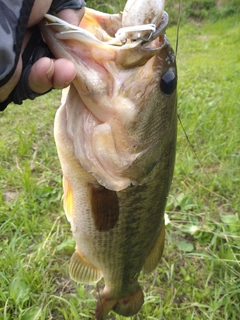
{"left": 46, "top": 60, "right": 54, "bottom": 80}
{"left": 64, "top": 73, "right": 76, "bottom": 87}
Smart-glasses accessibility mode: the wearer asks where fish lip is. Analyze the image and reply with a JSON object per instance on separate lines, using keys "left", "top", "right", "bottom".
{"left": 142, "top": 11, "right": 169, "bottom": 42}
{"left": 44, "top": 13, "right": 80, "bottom": 30}
{"left": 123, "top": 11, "right": 169, "bottom": 44}
{"left": 43, "top": 13, "right": 100, "bottom": 42}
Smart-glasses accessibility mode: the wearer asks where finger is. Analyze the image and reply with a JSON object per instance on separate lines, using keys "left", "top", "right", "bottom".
{"left": 28, "top": 57, "right": 53, "bottom": 93}
{"left": 51, "top": 59, "right": 76, "bottom": 89}
{"left": 28, "top": 58, "right": 76, "bottom": 93}
{"left": 57, "top": 7, "right": 85, "bottom": 26}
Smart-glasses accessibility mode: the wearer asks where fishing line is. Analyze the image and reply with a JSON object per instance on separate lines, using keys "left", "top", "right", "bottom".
{"left": 175, "top": 0, "right": 211, "bottom": 183}
{"left": 175, "top": 0, "right": 182, "bottom": 55}
{"left": 177, "top": 114, "right": 211, "bottom": 182}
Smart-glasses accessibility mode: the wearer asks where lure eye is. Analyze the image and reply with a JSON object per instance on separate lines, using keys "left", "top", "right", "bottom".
{"left": 160, "top": 68, "right": 177, "bottom": 95}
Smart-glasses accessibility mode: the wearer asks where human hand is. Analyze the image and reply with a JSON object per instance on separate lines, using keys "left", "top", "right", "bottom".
{"left": 28, "top": 7, "right": 85, "bottom": 94}
{"left": 0, "top": 1, "right": 85, "bottom": 104}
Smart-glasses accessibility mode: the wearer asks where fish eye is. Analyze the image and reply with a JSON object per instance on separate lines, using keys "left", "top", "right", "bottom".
{"left": 160, "top": 68, "right": 177, "bottom": 95}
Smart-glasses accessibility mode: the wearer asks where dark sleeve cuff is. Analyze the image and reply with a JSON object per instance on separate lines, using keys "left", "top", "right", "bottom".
{"left": 0, "top": 97, "right": 11, "bottom": 111}
{"left": 50, "top": 0, "right": 86, "bottom": 13}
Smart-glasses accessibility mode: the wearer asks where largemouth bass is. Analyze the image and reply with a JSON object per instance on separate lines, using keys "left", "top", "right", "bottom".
{"left": 40, "top": 0, "right": 177, "bottom": 318}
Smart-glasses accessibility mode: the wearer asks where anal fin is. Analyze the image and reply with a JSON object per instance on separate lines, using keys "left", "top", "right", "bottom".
{"left": 69, "top": 250, "right": 102, "bottom": 284}
{"left": 142, "top": 223, "right": 165, "bottom": 273}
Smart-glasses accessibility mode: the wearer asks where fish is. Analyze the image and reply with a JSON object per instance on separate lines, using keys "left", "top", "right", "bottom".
{"left": 39, "top": 0, "right": 177, "bottom": 318}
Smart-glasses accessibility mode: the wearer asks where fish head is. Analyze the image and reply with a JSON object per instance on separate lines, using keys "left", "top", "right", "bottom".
{"left": 39, "top": 7, "right": 177, "bottom": 191}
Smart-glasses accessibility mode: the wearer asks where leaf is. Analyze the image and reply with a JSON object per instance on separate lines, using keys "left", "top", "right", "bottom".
{"left": 220, "top": 214, "right": 239, "bottom": 225}
{"left": 175, "top": 193, "right": 198, "bottom": 211}
{"left": 9, "top": 275, "right": 30, "bottom": 305}
{"left": 177, "top": 240, "right": 194, "bottom": 252}
{"left": 220, "top": 214, "right": 240, "bottom": 233}
{"left": 22, "top": 306, "right": 41, "bottom": 320}
{"left": 181, "top": 225, "right": 199, "bottom": 235}
{"left": 56, "top": 237, "right": 76, "bottom": 253}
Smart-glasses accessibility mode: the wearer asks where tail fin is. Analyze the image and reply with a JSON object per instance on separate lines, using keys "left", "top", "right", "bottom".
{"left": 96, "top": 285, "right": 144, "bottom": 320}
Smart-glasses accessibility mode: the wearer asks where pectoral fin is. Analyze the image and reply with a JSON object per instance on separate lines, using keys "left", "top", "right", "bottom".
{"left": 69, "top": 250, "right": 102, "bottom": 284}
{"left": 89, "top": 185, "right": 119, "bottom": 232}
{"left": 142, "top": 223, "right": 165, "bottom": 273}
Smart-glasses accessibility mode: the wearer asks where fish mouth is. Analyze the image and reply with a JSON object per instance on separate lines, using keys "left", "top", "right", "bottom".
{"left": 41, "top": 9, "right": 169, "bottom": 81}
{"left": 43, "top": 9, "right": 169, "bottom": 48}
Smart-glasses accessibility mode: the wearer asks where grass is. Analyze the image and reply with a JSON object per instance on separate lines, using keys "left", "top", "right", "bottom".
{"left": 0, "top": 4, "right": 240, "bottom": 320}
{"left": 84, "top": 0, "right": 240, "bottom": 26}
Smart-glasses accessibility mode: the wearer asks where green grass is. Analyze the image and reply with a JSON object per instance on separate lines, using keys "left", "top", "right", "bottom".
{"left": 85, "top": 0, "right": 240, "bottom": 26}
{"left": 0, "top": 7, "right": 240, "bottom": 320}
